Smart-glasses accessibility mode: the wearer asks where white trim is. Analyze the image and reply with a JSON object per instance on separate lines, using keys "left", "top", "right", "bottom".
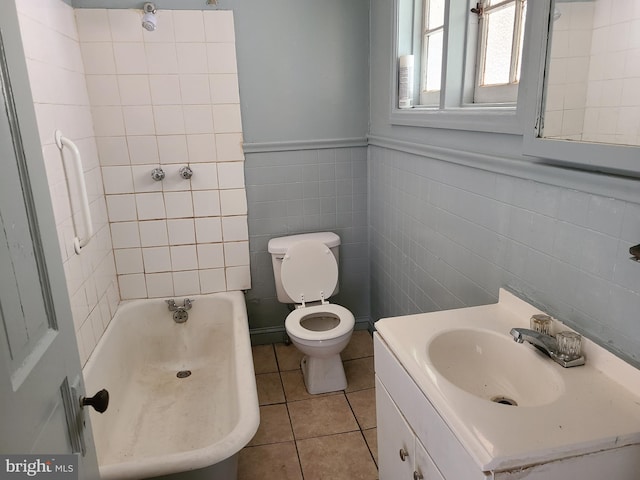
{"left": 390, "top": 106, "right": 521, "bottom": 133}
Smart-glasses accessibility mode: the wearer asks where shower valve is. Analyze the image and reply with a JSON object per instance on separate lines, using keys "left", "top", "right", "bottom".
{"left": 179, "top": 166, "right": 193, "bottom": 180}
{"left": 151, "top": 167, "right": 165, "bottom": 181}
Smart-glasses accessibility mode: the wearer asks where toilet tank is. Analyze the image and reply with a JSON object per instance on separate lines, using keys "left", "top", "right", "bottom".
{"left": 268, "top": 232, "right": 341, "bottom": 304}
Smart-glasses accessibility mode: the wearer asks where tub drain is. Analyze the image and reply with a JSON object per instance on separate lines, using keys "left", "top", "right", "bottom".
{"left": 491, "top": 395, "right": 518, "bottom": 406}
{"left": 176, "top": 370, "right": 192, "bottom": 378}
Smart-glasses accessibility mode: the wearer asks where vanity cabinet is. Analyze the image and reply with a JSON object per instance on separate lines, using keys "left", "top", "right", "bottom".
{"left": 376, "top": 377, "right": 443, "bottom": 480}
{"left": 375, "top": 331, "right": 640, "bottom": 480}
{"left": 375, "top": 333, "right": 488, "bottom": 480}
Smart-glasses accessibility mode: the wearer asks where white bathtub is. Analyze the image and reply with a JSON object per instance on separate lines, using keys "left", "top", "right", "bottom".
{"left": 83, "top": 292, "right": 259, "bottom": 480}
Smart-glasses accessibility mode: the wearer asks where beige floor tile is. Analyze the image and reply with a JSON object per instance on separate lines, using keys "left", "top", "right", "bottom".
{"left": 362, "top": 428, "right": 378, "bottom": 466}
{"left": 238, "top": 441, "right": 302, "bottom": 480}
{"left": 346, "top": 388, "right": 376, "bottom": 430}
{"left": 342, "top": 330, "right": 374, "bottom": 361}
{"left": 280, "top": 369, "right": 310, "bottom": 402}
{"left": 344, "top": 356, "right": 375, "bottom": 392}
{"left": 288, "top": 394, "right": 359, "bottom": 440}
{"left": 297, "top": 431, "right": 379, "bottom": 480}
{"left": 248, "top": 404, "right": 294, "bottom": 446}
{"left": 252, "top": 344, "right": 279, "bottom": 374}
{"left": 274, "top": 342, "right": 304, "bottom": 371}
{"left": 255, "top": 372, "right": 285, "bottom": 405}
{"left": 280, "top": 369, "right": 340, "bottom": 402}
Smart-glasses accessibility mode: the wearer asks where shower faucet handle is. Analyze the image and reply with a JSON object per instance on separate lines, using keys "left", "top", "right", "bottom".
{"left": 151, "top": 167, "right": 165, "bottom": 181}
{"left": 183, "top": 298, "right": 194, "bottom": 310}
{"left": 179, "top": 166, "right": 193, "bottom": 180}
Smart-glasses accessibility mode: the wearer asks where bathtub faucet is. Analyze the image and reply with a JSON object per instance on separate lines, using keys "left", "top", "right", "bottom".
{"left": 165, "top": 298, "right": 194, "bottom": 323}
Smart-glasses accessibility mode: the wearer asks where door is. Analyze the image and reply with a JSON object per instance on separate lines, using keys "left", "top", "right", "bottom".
{"left": 0, "top": 4, "right": 100, "bottom": 479}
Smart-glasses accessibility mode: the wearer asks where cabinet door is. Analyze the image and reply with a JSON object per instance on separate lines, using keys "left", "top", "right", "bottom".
{"left": 414, "top": 438, "right": 445, "bottom": 480}
{"left": 376, "top": 376, "right": 416, "bottom": 480}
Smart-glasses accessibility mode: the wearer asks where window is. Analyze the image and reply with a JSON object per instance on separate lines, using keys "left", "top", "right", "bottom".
{"left": 474, "top": 0, "right": 527, "bottom": 103}
{"left": 412, "top": 0, "right": 528, "bottom": 109}
{"left": 420, "top": 0, "right": 445, "bottom": 105}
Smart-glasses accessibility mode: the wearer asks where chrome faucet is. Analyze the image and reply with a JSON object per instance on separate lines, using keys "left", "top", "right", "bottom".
{"left": 166, "top": 298, "right": 194, "bottom": 323}
{"left": 510, "top": 328, "right": 585, "bottom": 368}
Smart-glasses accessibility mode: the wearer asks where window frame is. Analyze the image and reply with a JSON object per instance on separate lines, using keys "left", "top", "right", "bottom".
{"left": 473, "top": 0, "right": 527, "bottom": 104}
{"left": 391, "top": 0, "right": 640, "bottom": 177}
{"left": 390, "top": 0, "right": 527, "bottom": 134}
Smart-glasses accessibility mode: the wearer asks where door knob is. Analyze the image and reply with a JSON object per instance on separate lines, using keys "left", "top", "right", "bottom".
{"left": 80, "top": 389, "right": 109, "bottom": 413}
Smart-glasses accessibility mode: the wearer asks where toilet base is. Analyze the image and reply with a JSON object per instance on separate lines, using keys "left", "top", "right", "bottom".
{"left": 300, "top": 354, "right": 347, "bottom": 394}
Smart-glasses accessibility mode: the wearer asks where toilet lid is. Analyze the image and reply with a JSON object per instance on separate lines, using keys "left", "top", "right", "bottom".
{"left": 280, "top": 240, "right": 338, "bottom": 304}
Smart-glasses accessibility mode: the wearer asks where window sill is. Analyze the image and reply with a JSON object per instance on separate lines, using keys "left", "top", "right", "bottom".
{"left": 389, "top": 105, "right": 523, "bottom": 135}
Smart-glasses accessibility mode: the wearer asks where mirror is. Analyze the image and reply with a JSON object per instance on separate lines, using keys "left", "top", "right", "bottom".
{"left": 540, "top": 0, "right": 640, "bottom": 147}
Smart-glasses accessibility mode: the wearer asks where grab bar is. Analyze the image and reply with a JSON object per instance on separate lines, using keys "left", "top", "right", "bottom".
{"left": 55, "top": 130, "right": 93, "bottom": 255}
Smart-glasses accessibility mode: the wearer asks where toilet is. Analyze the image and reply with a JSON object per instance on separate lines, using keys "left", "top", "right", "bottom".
{"left": 268, "top": 232, "right": 355, "bottom": 394}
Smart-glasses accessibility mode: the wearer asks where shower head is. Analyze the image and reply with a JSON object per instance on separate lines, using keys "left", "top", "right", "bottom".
{"left": 142, "top": 3, "right": 157, "bottom": 31}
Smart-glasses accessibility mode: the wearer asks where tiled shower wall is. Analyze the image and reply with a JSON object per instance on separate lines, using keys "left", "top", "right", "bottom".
{"left": 16, "top": 0, "right": 119, "bottom": 365}
{"left": 369, "top": 146, "right": 640, "bottom": 367}
{"left": 544, "top": 0, "right": 640, "bottom": 144}
{"left": 544, "top": 1, "right": 594, "bottom": 140}
{"left": 583, "top": 0, "right": 640, "bottom": 144}
{"left": 75, "top": 9, "right": 250, "bottom": 299}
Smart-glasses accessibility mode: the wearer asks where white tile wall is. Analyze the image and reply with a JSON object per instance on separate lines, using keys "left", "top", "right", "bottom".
{"left": 75, "top": 9, "right": 250, "bottom": 299}
{"left": 546, "top": 1, "right": 640, "bottom": 145}
{"left": 16, "top": 0, "right": 120, "bottom": 366}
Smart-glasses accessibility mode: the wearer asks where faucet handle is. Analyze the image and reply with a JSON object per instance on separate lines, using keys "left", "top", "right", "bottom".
{"left": 530, "top": 314, "right": 552, "bottom": 335}
{"left": 183, "top": 298, "right": 195, "bottom": 310}
{"left": 556, "top": 331, "right": 582, "bottom": 360}
{"left": 166, "top": 299, "right": 177, "bottom": 311}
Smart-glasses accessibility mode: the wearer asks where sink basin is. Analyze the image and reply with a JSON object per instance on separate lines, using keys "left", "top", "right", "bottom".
{"left": 376, "top": 289, "right": 640, "bottom": 472}
{"left": 428, "top": 328, "right": 564, "bottom": 407}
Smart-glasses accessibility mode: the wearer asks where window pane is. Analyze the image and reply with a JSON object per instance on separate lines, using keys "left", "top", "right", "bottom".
{"left": 425, "top": 30, "right": 443, "bottom": 92}
{"left": 482, "top": 4, "right": 515, "bottom": 86}
{"left": 427, "top": 0, "right": 445, "bottom": 29}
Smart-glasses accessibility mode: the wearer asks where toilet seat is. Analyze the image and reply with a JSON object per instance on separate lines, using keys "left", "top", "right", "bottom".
{"left": 285, "top": 303, "right": 355, "bottom": 341}
{"left": 280, "top": 240, "right": 338, "bottom": 305}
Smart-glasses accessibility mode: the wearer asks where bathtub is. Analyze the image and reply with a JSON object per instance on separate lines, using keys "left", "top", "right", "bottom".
{"left": 83, "top": 292, "right": 259, "bottom": 480}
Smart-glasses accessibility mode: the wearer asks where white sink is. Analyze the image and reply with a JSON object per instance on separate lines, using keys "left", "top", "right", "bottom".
{"left": 375, "top": 289, "right": 640, "bottom": 471}
{"left": 428, "top": 328, "right": 564, "bottom": 407}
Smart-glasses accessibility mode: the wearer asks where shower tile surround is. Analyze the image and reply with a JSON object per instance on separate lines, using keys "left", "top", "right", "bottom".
{"left": 76, "top": 8, "right": 250, "bottom": 300}
{"left": 16, "top": 0, "right": 119, "bottom": 365}
{"left": 544, "top": 1, "right": 640, "bottom": 144}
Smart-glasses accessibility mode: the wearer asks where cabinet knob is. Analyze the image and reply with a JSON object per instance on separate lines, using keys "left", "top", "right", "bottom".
{"left": 413, "top": 471, "right": 424, "bottom": 480}
{"left": 399, "top": 448, "right": 409, "bottom": 461}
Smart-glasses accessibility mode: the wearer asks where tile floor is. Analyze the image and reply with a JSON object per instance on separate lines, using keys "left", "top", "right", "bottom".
{"left": 239, "top": 330, "right": 378, "bottom": 480}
